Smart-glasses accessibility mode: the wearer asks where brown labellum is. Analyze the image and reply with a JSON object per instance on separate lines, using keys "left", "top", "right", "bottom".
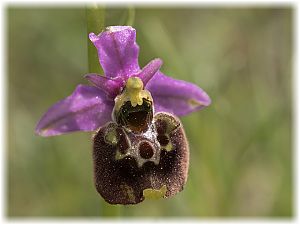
{"left": 93, "top": 112, "right": 189, "bottom": 205}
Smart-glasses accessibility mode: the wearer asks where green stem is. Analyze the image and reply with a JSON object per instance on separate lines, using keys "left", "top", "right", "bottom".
{"left": 86, "top": 4, "right": 105, "bottom": 74}
{"left": 86, "top": 4, "right": 123, "bottom": 217}
{"left": 126, "top": 6, "right": 135, "bottom": 26}
{"left": 101, "top": 200, "right": 123, "bottom": 217}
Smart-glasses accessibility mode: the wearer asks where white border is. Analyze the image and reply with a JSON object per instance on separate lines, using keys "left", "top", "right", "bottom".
{"left": 0, "top": 0, "right": 6, "bottom": 223}
{"left": 1, "top": 0, "right": 296, "bottom": 6}
{"left": 294, "top": 0, "right": 298, "bottom": 222}
{"left": 0, "top": 0, "right": 298, "bottom": 224}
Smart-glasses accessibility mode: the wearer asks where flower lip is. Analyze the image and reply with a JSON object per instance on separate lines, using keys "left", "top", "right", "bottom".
{"left": 92, "top": 112, "right": 189, "bottom": 204}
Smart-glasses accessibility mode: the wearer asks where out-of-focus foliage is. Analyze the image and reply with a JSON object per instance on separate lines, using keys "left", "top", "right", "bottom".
{"left": 7, "top": 7, "right": 292, "bottom": 217}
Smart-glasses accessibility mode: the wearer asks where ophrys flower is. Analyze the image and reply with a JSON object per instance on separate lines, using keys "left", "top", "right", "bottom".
{"left": 36, "top": 26, "right": 211, "bottom": 204}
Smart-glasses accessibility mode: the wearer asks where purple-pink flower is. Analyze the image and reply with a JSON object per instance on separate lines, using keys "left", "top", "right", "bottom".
{"left": 35, "top": 26, "right": 210, "bottom": 137}
{"left": 35, "top": 26, "right": 211, "bottom": 204}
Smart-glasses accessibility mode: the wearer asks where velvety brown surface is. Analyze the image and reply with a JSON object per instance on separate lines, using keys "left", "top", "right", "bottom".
{"left": 93, "top": 112, "right": 189, "bottom": 204}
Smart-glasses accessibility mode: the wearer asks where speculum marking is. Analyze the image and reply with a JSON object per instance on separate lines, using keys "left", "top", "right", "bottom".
{"left": 139, "top": 142, "right": 154, "bottom": 159}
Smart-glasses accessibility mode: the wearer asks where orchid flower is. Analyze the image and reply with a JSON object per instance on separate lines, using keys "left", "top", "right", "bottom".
{"left": 36, "top": 26, "right": 211, "bottom": 204}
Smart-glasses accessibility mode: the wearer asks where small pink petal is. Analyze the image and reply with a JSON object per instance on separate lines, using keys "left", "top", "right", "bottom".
{"left": 134, "top": 58, "right": 163, "bottom": 86}
{"left": 85, "top": 74, "right": 125, "bottom": 99}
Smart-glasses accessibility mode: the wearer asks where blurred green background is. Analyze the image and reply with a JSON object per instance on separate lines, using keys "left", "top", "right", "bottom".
{"left": 7, "top": 6, "right": 292, "bottom": 217}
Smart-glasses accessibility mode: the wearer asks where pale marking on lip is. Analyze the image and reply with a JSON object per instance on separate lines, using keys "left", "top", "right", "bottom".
{"left": 143, "top": 185, "right": 167, "bottom": 200}
{"left": 104, "top": 128, "right": 118, "bottom": 145}
{"left": 120, "top": 183, "right": 136, "bottom": 203}
{"left": 163, "top": 138, "right": 173, "bottom": 152}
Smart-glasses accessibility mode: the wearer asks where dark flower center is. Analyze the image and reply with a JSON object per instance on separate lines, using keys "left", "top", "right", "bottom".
{"left": 116, "top": 98, "right": 153, "bottom": 133}
{"left": 139, "top": 142, "right": 154, "bottom": 159}
{"left": 157, "top": 134, "right": 169, "bottom": 146}
{"left": 155, "top": 119, "right": 168, "bottom": 134}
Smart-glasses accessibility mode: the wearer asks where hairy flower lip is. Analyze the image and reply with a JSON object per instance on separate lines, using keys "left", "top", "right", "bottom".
{"left": 93, "top": 112, "right": 189, "bottom": 204}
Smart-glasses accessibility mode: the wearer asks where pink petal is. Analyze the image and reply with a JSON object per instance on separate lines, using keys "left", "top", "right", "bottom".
{"left": 36, "top": 85, "right": 114, "bottom": 136}
{"left": 89, "top": 26, "right": 140, "bottom": 78}
{"left": 85, "top": 74, "right": 125, "bottom": 99}
{"left": 146, "top": 72, "right": 211, "bottom": 116}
